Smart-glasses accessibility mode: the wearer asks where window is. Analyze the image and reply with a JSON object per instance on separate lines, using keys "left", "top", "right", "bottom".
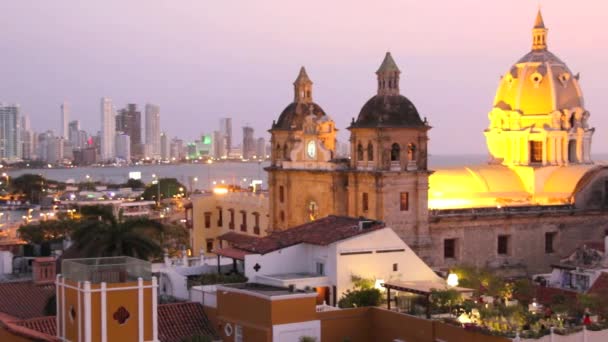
{"left": 279, "top": 186, "right": 284, "bottom": 203}
{"left": 407, "top": 143, "right": 416, "bottom": 161}
{"left": 217, "top": 207, "right": 223, "bottom": 227}
{"left": 367, "top": 142, "right": 374, "bottom": 161}
{"left": 206, "top": 239, "right": 214, "bottom": 253}
{"left": 228, "top": 209, "right": 235, "bottom": 229}
{"left": 497, "top": 235, "right": 510, "bottom": 255}
{"left": 316, "top": 262, "right": 325, "bottom": 276}
{"left": 280, "top": 210, "right": 285, "bottom": 222}
{"left": 444, "top": 239, "right": 456, "bottom": 259}
{"left": 530, "top": 141, "right": 542, "bottom": 163}
{"left": 283, "top": 143, "right": 288, "bottom": 159}
{"left": 393, "top": 263, "right": 398, "bottom": 272}
{"left": 235, "top": 324, "right": 243, "bottom": 342}
{"left": 400, "top": 192, "right": 409, "bottom": 211}
{"left": 391, "top": 143, "right": 400, "bottom": 162}
{"left": 357, "top": 143, "right": 364, "bottom": 161}
{"left": 253, "top": 212, "right": 260, "bottom": 235}
{"left": 240, "top": 210, "right": 247, "bottom": 232}
{"left": 545, "top": 232, "right": 556, "bottom": 254}
{"left": 204, "top": 212, "right": 211, "bottom": 228}
{"left": 362, "top": 193, "right": 369, "bottom": 212}
{"left": 568, "top": 140, "right": 577, "bottom": 163}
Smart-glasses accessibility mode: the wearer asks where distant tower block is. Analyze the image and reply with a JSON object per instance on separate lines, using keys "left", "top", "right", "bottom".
{"left": 56, "top": 257, "right": 158, "bottom": 342}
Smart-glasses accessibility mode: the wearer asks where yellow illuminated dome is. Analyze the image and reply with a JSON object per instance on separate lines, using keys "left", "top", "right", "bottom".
{"left": 493, "top": 11, "right": 583, "bottom": 116}
{"left": 485, "top": 10, "right": 593, "bottom": 167}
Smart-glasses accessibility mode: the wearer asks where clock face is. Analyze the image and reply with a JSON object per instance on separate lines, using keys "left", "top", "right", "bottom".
{"left": 306, "top": 140, "right": 316, "bottom": 159}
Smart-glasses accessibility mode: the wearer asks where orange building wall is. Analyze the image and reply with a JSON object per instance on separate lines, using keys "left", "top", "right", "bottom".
{"left": 270, "top": 296, "right": 317, "bottom": 325}
{"left": 0, "top": 328, "right": 35, "bottom": 342}
{"left": 369, "top": 308, "right": 434, "bottom": 342}
{"left": 318, "top": 307, "right": 371, "bottom": 342}
{"left": 434, "top": 321, "right": 511, "bottom": 342}
{"left": 217, "top": 291, "right": 272, "bottom": 327}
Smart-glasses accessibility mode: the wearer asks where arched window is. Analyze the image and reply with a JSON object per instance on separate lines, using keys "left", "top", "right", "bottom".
{"left": 283, "top": 143, "right": 288, "bottom": 159}
{"left": 390, "top": 143, "right": 400, "bottom": 162}
{"left": 276, "top": 144, "right": 281, "bottom": 158}
{"left": 407, "top": 143, "right": 416, "bottom": 161}
{"left": 357, "top": 143, "right": 364, "bottom": 161}
{"left": 367, "top": 142, "right": 374, "bottom": 161}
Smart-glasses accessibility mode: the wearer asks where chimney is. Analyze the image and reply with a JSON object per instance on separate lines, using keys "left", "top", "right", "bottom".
{"left": 32, "top": 257, "right": 56, "bottom": 285}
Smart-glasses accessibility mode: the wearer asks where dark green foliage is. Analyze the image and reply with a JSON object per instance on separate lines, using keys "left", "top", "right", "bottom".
{"left": 10, "top": 174, "right": 46, "bottom": 203}
{"left": 18, "top": 219, "right": 79, "bottom": 244}
{"left": 71, "top": 216, "right": 164, "bottom": 260}
{"left": 338, "top": 288, "right": 382, "bottom": 308}
{"left": 187, "top": 273, "right": 248, "bottom": 288}
{"left": 142, "top": 178, "right": 186, "bottom": 202}
{"left": 124, "top": 178, "right": 145, "bottom": 189}
{"left": 430, "top": 288, "right": 462, "bottom": 313}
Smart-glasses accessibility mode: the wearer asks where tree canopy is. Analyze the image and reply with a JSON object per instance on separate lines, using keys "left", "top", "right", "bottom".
{"left": 142, "top": 178, "right": 186, "bottom": 202}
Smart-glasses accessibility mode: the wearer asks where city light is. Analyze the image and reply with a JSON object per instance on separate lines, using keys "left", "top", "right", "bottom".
{"left": 213, "top": 187, "right": 229, "bottom": 195}
{"left": 447, "top": 273, "right": 459, "bottom": 287}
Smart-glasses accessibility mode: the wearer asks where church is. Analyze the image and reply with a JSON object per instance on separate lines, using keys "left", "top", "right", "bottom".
{"left": 266, "top": 10, "right": 608, "bottom": 274}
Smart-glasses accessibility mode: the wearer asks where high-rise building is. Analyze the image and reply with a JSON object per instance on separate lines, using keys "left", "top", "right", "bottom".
{"left": 46, "top": 137, "right": 65, "bottom": 164}
{"left": 170, "top": 137, "right": 184, "bottom": 160}
{"left": 100, "top": 97, "right": 115, "bottom": 161}
{"left": 115, "top": 133, "right": 131, "bottom": 162}
{"left": 116, "top": 104, "right": 142, "bottom": 158}
{"left": 60, "top": 101, "right": 69, "bottom": 138}
{"left": 211, "top": 130, "right": 224, "bottom": 159}
{"left": 256, "top": 137, "right": 266, "bottom": 159}
{"left": 160, "top": 132, "right": 170, "bottom": 160}
{"left": 242, "top": 126, "right": 255, "bottom": 159}
{"left": 68, "top": 120, "right": 80, "bottom": 147}
{"left": 0, "top": 104, "right": 21, "bottom": 161}
{"left": 145, "top": 104, "right": 160, "bottom": 159}
{"left": 219, "top": 117, "right": 232, "bottom": 158}
{"left": 20, "top": 115, "right": 32, "bottom": 160}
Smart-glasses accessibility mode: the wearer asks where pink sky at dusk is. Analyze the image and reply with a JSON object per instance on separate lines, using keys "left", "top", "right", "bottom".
{"left": 1, "top": 0, "right": 607, "bottom": 155}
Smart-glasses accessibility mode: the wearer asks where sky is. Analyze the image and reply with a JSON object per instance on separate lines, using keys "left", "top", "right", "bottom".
{"left": 1, "top": 0, "right": 607, "bottom": 155}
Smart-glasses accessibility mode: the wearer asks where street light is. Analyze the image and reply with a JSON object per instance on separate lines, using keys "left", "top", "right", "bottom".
{"left": 152, "top": 174, "right": 160, "bottom": 207}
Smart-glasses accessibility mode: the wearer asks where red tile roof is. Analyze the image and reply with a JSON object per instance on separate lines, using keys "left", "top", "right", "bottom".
{"left": 0, "top": 281, "right": 55, "bottom": 319}
{"left": 218, "top": 231, "right": 261, "bottom": 246}
{"left": 218, "top": 215, "right": 383, "bottom": 255}
{"left": 158, "top": 303, "right": 218, "bottom": 342}
{"left": 588, "top": 272, "right": 608, "bottom": 296}
{"left": 213, "top": 246, "right": 249, "bottom": 260}
{"left": 534, "top": 285, "right": 578, "bottom": 306}
{"left": 1, "top": 303, "right": 217, "bottom": 342}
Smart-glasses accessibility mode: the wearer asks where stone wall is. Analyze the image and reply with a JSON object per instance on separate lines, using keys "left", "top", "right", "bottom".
{"left": 425, "top": 210, "right": 608, "bottom": 274}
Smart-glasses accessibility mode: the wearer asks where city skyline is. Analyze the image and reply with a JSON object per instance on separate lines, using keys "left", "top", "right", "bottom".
{"left": 1, "top": 1, "right": 607, "bottom": 154}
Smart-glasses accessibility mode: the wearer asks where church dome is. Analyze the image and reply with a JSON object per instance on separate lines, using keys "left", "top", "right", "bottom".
{"left": 271, "top": 67, "right": 329, "bottom": 131}
{"left": 492, "top": 11, "right": 584, "bottom": 115}
{"left": 352, "top": 94, "right": 424, "bottom": 128}
{"left": 350, "top": 52, "right": 425, "bottom": 129}
{"left": 273, "top": 102, "right": 327, "bottom": 130}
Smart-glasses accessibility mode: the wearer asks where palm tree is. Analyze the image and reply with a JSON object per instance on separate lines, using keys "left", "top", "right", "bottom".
{"left": 71, "top": 211, "right": 164, "bottom": 260}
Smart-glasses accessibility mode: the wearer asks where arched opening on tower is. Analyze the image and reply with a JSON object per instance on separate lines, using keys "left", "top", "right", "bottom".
{"left": 568, "top": 140, "right": 577, "bottom": 163}
{"left": 407, "top": 143, "right": 417, "bottom": 162}
{"left": 391, "top": 143, "right": 401, "bottom": 162}
{"left": 367, "top": 142, "right": 374, "bottom": 161}
{"left": 529, "top": 141, "right": 542, "bottom": 163}
{"left": 357, "top": 143, "right": 364, "bottom": 161}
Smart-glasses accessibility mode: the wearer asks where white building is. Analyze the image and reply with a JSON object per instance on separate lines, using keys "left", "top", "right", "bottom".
{"left": 100, "top": 97, "right": 115, "bottom": 161}
{"left": 60, "top": 101, "right": 69, "bottom": 139}
{"left": 145, "top": 103, "right": 160, "bottom": 159}
{"left": 115, "top": 133, "right": 131, "bottom": 162}
{"left": 215, "top": 216, "right": 444, "bottom": 306}
{"left": 219, "top": 117, "right": 232, "bottom": 158}
{"left": 0, "top": 103, "right": 21, "bottom": 161}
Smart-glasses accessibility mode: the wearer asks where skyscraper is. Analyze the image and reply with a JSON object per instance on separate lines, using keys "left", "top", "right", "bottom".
{"left": 242, "top": 126, "right": 255, "bottom": 159}
{"left": 0, "top": 104, "right": 21, "bottom": 160}
{"left": 145, "top": 104, "right": 160, "bottom": 159}
{"left": 219, "top": 117, "right": 232, "bottom": 158}
{"left": 100, "top": 97, "right": 115, "bottom": 161}
{"left": 160, "top": 132, "right": 170, "bottom": 160}
{"left": 68, "top": 120, "right": 80, "bottom": 147}
{"left": 115, "top": 133, "right": 131, "bottom": 162}
{"left": 256, "top": 137, "right": 266, "bottom": 159}
{"left": 20, "top": 115, "right": 33, "bottom": 160}
{"left": 60, "top": 101, "right": 69, "bottom": 138}
{"left": 116, "top": 104, "right": 142, "bottom": 158}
